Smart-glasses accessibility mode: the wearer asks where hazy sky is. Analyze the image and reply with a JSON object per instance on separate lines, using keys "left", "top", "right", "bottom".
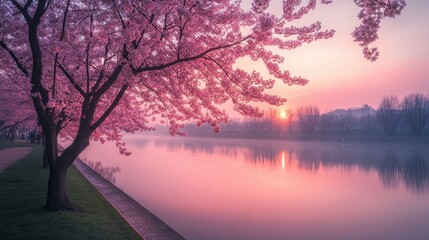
{"left": 235, "top": 0, "right": 429, "bottom": 116}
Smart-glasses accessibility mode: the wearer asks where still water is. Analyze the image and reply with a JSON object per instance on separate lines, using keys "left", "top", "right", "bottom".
{"left": 79, "top": 135, "right": 429, "bottom": 240}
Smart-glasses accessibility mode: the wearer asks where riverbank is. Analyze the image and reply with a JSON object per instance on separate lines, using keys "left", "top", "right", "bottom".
{"left": 0, "top": 141, "right": 141, "bottom": 240}
{"left": 184, "top": 131, "right": 429, "bottom": 145}
{"left": 74, "top": 159, "right": 185, "bottom": 240}
{"left": 150, "top": 125, "right": 429, "bottom": 145}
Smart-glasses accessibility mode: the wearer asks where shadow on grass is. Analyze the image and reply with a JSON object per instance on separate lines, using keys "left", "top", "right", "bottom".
{"left": 0, "top": 144, "right": 140, "bottom": 240}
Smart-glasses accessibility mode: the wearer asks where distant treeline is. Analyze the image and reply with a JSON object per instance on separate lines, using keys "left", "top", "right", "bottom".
{"left": 184, "top": 93, "right": 429, "bottom": 143}
{"left": 0, "top": 120, "right": 42, "bottom": 143}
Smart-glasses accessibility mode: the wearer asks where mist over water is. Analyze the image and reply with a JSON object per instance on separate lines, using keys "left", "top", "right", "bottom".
{"left": 80, "top": 135, "right": 429, "bottom": 240}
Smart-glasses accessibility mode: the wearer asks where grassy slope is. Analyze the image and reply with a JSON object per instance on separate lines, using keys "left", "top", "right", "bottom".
{"left": 0, "top": 141, "right": 141, "bottom": 240}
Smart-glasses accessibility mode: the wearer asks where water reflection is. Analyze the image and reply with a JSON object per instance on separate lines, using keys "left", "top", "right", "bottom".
{"left": 80, "top": 136, "right": 429, "bottom": 240}
{"left": 133, "top": 137, "right": 429, "bottom": 193}
{"left": 298, "top": 149, "right": 320, "bottom": 171}
{"left": 403, "top": 153, "right": 429, "bottom": 193}
{"left": 82, "top": 158, "right": 121, "bottom": 184}
{"left": 379, "top": 152, "right": 400, "bottom": 188}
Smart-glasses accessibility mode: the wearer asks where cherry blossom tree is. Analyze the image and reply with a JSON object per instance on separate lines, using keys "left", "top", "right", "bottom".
{"left": 352, "top": 0, "right": 406, "bottom": 61}
{"left": 0, "top": 76, "right": 37, "bottom": 140}
{"left": 0, "top": 0, "right": 406, "bottom": 211}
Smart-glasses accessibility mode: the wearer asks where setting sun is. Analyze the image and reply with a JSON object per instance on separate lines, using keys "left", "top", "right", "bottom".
{"left": 279, "top": 110, "right": 287, "bottom": 119}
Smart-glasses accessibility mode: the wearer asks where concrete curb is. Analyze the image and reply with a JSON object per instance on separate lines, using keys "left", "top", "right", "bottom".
{"left": 74, "top": 159, "right": 185, "bottom": 240}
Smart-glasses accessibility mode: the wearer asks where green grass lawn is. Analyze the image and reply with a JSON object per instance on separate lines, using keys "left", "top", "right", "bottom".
{"left": 0, "top": 141, "right": 141, "bottom": 240}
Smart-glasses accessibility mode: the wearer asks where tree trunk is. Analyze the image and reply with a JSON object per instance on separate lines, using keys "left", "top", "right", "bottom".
{"left": 42, "top": 133, "right": 46, "bottom": 146}
{"left": 43, "top": 123, "right": 76, "bottom": 211}
{"left": 42, "top": 147, "right": 49, "bottom": 169}
{"left": 43, "top": 121, "right": 91, "bottom": 211}
{"left": 45, "top": 165, "right": 74, "bottom": 211}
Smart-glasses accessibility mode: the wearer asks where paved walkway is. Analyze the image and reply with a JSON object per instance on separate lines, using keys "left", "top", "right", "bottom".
{"left": 74, "top": 159, "right": 185, "bottom": 240}
{"left": 0, "top": 147, "right": 33, "bottom": 173}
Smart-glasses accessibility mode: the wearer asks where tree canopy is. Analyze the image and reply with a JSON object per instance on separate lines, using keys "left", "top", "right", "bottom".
{"left": 1, "top": 0, "right": 406, "bottom": 140}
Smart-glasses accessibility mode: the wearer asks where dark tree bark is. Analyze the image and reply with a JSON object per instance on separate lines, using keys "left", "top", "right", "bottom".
{"left": 45, "top": 164, "right": 71, "bottom": 211}
{"left": 42, "top": 148, "right": 49, "bottom": 169}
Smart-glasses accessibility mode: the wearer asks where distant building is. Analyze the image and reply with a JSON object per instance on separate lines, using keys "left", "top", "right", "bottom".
{"left": 327, "top": 104, "right": 375, "bottom": 119}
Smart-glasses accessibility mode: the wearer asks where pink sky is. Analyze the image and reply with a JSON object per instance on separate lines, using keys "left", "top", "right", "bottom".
{"left": 234, "top": 1, "right": 429, "bottom": 116}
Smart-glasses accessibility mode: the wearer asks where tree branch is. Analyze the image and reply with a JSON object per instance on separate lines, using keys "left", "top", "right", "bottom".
{"left": 10, "top": 0, "right": 33, "bottom": 23}
{"left": 131, "top": 36, "right": 251, "bottom": 74}
{"left": 93, "top": 64, "right": 124, "bottom": 98}
{"left": 85, "top": 41, "right": 91, "bottom": 93}
{"left": 0, "top": 40, "right": 29, "bottom": 76}
{"left": 32, "top": 0, "right": 48, "bottom": 23}
{"left": 58, "top": 64, "right": 86, "bottom": 96}
{"left": 55, "top": 107, "right": 68, "bottom": 134}
{"left": 83, "top": 64, "right": 124, "bottom": 124}
{"left": 52, "top": 0, "right": 71, "bottom": 99}
{"left": 0, "top": 114, "right": 35, "bottom": 132}
{"left": 91, "top": 71, "right": 104, "bottom": 94}
{"left": 90, "top": 84, "right": 128, "bottom": 132}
